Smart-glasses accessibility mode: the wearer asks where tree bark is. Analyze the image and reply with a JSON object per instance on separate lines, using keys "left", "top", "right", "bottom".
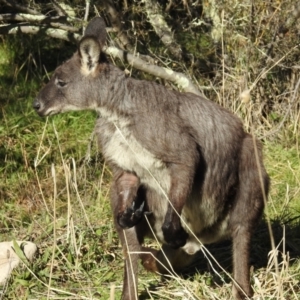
{"left": 142, "top": 0, "right": 182, "bottom": 60}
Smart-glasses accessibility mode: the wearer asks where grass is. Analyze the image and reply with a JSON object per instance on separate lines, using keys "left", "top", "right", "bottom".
{"left": 0, "top": 39, "right": 300, "bottom": 300}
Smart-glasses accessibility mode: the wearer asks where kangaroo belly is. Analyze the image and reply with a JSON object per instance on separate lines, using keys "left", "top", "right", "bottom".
{"left": 146, "top": 191, "right": 231, "bottom": 253}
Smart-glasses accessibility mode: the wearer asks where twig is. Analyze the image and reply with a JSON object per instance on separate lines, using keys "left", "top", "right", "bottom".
{"left": 82, "top": 0, "right": 90, "bottom": 34}
{"left": 51, "top": 0, "right": 66, "bottom": 17}
{"left": 250, "top": 44, "right": 299, "bottom": 92}
{"left": 83, "top": 0, "right": 90, "bottom": 22}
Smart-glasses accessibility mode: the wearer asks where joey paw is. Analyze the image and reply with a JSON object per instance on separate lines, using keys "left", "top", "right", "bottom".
{"left": 162, "top": 222, "right": 188, "bottom": 249}
{"left": 117, "top": 201, "right": 146, "bottom": 229}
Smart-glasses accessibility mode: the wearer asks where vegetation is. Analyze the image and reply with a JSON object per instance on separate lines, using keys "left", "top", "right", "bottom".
{"left": 0, "top": 1, "right": 299, "bottom": 299}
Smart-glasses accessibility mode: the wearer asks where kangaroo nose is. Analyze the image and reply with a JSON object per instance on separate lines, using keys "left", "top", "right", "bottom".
{"left": 33, "top": 99, "right": 41, "bottom": 110}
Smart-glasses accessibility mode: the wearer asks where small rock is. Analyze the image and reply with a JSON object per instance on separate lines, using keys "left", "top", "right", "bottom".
{"left": 240, "top": 89, "right": 251, "bottom": 104}
{"left": 0, "top": 241, "right": 37, "bottom": 285}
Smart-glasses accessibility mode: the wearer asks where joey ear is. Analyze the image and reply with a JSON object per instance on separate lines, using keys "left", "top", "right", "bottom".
{"left": 84, "top": 17, "right": 107, "bottom": 48}
{"left": 78, "top": 37, "right": 101, "bottom": 75}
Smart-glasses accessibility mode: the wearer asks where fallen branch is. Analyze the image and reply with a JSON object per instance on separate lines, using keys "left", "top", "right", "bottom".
{"left": 0, "top": 24, "right": 80, "bottom": 42}
{"left": 0, "top": 13, "right": 79, "bottom": 32}
{"left": 105, "top": 46, "right": 200, "bottom": 95}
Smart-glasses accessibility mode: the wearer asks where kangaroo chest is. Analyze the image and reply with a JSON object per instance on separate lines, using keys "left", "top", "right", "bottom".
{"left": 98, "top": 116, "right": 171, "bottom": 195}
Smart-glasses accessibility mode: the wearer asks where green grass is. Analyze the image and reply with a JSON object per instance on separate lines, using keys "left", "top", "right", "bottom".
{"left": 0, "top": 39, "right": 300, "bottom": 300}
{"left": 266, "top": 143, "right": 300, "bottom": 219}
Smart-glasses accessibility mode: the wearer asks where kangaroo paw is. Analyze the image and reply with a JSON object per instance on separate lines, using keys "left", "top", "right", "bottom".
{"left": 117, "top": 201, "right": 146, "bottom": 228}
{"left": 162, "top": 222, "right": 188, "bottom": 249}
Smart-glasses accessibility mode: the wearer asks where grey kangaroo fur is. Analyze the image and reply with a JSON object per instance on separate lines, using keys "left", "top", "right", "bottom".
{"left": 33, "top": 17, "right": 270, "bottom": 300}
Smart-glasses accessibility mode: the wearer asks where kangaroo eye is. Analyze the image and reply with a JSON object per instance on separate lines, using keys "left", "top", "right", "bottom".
{"left": 56, "top": 78, "right": 67, "bottom": 87}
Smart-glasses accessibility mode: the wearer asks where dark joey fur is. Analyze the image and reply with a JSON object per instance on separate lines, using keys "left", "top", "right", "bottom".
{"left": 34, "top": 17, "right": 270, "bottom": 300}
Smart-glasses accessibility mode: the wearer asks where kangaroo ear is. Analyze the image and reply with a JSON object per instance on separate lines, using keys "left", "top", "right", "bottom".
{"left": 78, "top": 17, "right": 107, "bottom": 75}
{"left": 84, "top": 17, "right": 107, "bottom": 48}
{"left": 78, "top": 37, "right": 101, "bottom": 75}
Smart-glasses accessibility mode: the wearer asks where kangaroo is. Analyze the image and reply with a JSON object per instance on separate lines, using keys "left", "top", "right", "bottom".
{"left": 33, "top": 17, "right": 270, "bottom": 300}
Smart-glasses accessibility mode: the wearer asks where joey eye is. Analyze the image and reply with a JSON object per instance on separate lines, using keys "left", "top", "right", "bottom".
{"left": 55, "top": 78, "right": 67, "bottom": 87}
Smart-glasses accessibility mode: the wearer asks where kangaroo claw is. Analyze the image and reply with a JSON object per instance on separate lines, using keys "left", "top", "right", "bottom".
{"left": 118, "top": 201, "right": 149, "bottom": 229}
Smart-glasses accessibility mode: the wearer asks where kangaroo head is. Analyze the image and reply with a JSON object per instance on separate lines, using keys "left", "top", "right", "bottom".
{"left": 33, "top": 17, "right": 108, "bottom": 117}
